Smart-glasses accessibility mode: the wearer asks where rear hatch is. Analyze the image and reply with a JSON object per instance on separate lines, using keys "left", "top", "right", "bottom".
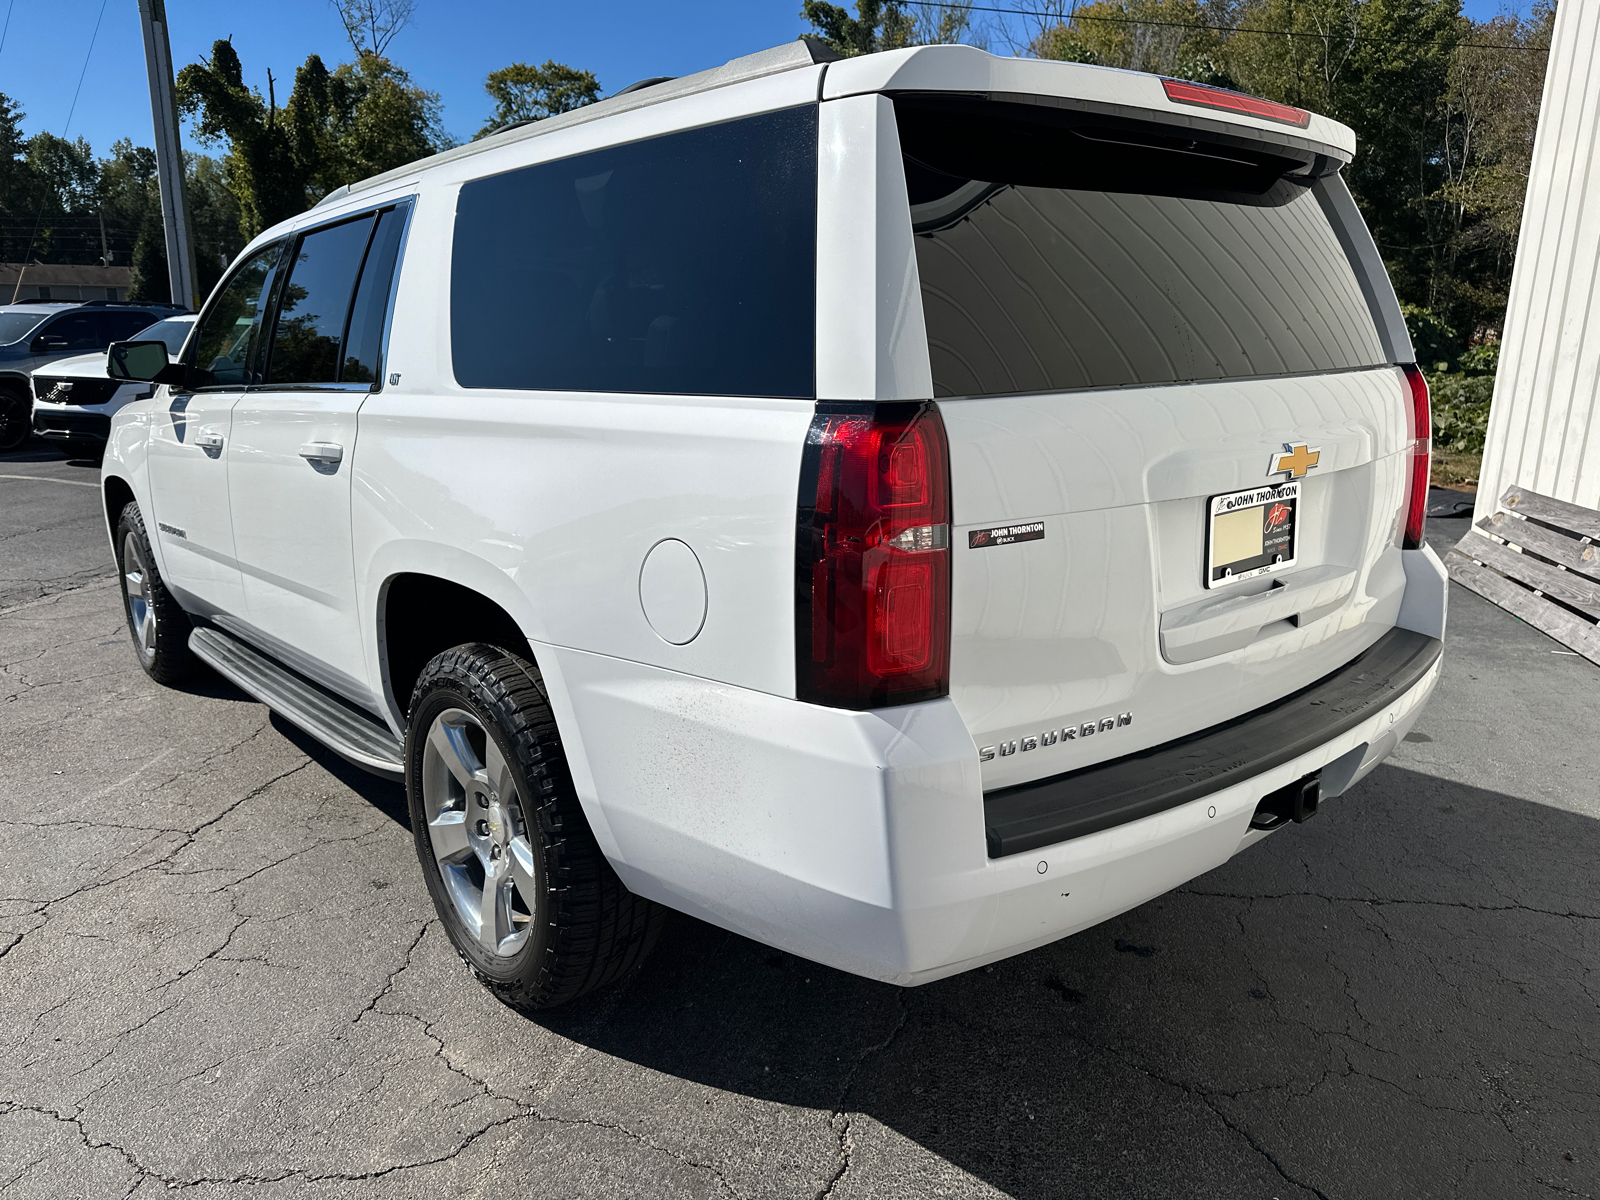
{"left": 891, "top": 93, "right": 1412, "bottom": 790}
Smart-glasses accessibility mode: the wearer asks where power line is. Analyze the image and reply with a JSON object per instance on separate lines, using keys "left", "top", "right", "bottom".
{"left": 0, "top": 0, "right": 13, "bottom": 63}
{"left": 8, "top": 0, "right": 110, "bottom": 291}
{"left": 901, "top": 1, "right": 1552, "bottom": 51}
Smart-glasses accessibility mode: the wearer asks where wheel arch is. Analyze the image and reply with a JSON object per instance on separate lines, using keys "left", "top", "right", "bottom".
{"left": 378, "top": 571, "right": 538, "bottom": 726}
{"left": 103, "top": 474, "right": 136, "bottom": 542}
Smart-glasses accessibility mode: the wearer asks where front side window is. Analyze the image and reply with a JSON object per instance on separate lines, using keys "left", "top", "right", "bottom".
{"left": 896, "top": 96, "right": 1387, "bottom": 398}
{"left": 187, "top": 244, "right": 284, "bottom": 389}
{"left": 266, "top": 215, "right": 376, "bottom": 384}
{"left": 451, "top": 105, "right": 817, "bottom": 398}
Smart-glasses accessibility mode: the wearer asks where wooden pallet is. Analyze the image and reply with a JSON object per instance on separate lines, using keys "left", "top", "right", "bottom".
{"left": 1444, "top": 484, "right": 1600, "bottom": 666}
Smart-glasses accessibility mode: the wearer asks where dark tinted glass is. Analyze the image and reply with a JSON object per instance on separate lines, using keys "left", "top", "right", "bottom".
{"left": 451, "top": 105, "right": 816, "bottom": 397}
{"left": 341, "top": 207, "right": 407, "bottom": 383}
{"left": 896, "top": 97, "right": 1386, "bottom": 398}
{"left": 267, "top": 216, "right": 376, "bottom": 384}
{"left": 40, "top": 311, "right": 124, "bottom": 351}
{"left": 188, "top": 244, "right": 283, "bottom": 388}
{"left": 105, "top": 311, "right": 160, "bottom": 340}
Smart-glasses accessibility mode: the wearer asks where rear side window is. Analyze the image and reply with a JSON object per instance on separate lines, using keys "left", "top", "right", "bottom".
{"left": 451, "top": 105, "right": 817, "bottom": 398}
{"left": 896, "top": 96, "right": 1386, "bottom": 398}
{"left": 40, "top": 310, "right": 138, "bottom": 352}
{"left": 341, "top": 208, "right": 407, "bottom": 383}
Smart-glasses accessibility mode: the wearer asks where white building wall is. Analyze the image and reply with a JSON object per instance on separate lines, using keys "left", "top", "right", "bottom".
{"left": 1474, "top": 0, "right": 1600, "bottom": 521}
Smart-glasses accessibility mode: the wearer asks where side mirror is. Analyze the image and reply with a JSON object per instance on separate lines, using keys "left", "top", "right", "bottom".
{"left": 30, "top": 334, "right": 69, "bottom": 353}
{"left": 107, "top": 340, "right": 185, "bottom": 385}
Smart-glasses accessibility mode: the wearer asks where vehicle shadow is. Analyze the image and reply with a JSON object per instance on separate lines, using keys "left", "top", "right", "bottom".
{"left": 519, "top": 764, "right": 1594, "bottom": 1198}
{"left": 264, "top": 706, "right": 1597, "bottom": 1195}
{"left": 0, "top": 437, "right": 102, "bottom": 469}
{"left": 272, "top": 711, "right": 411, "bottom": 829}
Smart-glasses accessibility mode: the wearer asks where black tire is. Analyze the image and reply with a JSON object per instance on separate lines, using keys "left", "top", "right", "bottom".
{"left": 115, "top": 501, "right": 198, "bottom": 683}
{"left": 406, "top": 643, "right": 665, "bottom": 1010}
{"left": 0, "top": 385, "right": 29, "bottom": 451}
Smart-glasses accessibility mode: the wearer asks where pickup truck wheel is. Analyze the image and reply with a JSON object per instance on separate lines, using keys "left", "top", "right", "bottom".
{"left": 0, "top": 385, "right": 29, "bottom": 451}
{"left": 407, "top": 644, "right": 665, "bottom": 1010}
{"left": 115, "top": 502, "right": 197, "bottom": 683}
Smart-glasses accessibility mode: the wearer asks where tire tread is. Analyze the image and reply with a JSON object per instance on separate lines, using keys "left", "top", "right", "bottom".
{"left": 409, "top": 644, "right": 664, "bottom": 1009}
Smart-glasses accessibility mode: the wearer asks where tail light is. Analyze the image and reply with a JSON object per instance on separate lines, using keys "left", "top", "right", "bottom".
{"left": 1401, "top": 365, "right": 1431, "bottom": 550}
{"left": 796, "top": 402, "right": 951, "bottom": 709}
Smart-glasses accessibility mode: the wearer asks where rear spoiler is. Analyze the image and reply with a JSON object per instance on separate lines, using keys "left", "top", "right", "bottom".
{"left": 823, "top": 45, "right": 1356, "bottom": 166}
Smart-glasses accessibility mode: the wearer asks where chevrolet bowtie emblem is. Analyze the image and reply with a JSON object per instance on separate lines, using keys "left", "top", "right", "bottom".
{"left": 1270, "top": 443, "right": 1321, "bottom": 480}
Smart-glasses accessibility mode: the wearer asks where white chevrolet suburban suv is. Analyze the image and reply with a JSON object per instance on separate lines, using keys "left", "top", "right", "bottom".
{"left": 100, "top": 40, "right": 1447, "bottom": 1009}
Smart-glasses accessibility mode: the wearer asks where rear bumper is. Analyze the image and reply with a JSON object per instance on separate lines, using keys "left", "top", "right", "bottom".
{"left": 984, "top": 627, "right": 1442, "bottom": 856}
{"left": 541, "top": 628, "right": 1442, "bottom": 986}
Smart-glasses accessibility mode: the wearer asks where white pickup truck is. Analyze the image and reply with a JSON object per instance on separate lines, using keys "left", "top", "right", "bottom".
{"left": 100, "top": 40, "right": 1446, "bottom": 1009}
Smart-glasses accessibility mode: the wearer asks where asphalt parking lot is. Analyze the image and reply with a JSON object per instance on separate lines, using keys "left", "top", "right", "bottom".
{"left": 1, "top": 442, "right": 1596, "bottom": 1200}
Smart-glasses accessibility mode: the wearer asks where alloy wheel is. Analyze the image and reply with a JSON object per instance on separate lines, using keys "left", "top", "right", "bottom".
{"left": 420, "top": 707, "right": 537, "bottom": 957}
{"left": 122, "top": 532, "right": 157, "bottom": 661}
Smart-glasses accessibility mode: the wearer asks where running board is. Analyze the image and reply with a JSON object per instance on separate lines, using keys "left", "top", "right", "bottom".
{"left": 188, "top": 627, "right": 405, "bottom": 780}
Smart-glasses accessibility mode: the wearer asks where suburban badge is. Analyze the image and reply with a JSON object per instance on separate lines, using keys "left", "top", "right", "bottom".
{"left": 979, "top": 712, "right": 1132, "bottom": 761}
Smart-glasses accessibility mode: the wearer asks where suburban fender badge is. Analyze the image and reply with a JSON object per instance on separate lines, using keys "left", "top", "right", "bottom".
{"left": 968, "top": 520, "right": 1045, "bottom": 549}
{"left": 1269, "top": 443, "right": 1322, "bottom": 480}
{"left": 979, "top": 712, "right": 1132, "bottom": 761}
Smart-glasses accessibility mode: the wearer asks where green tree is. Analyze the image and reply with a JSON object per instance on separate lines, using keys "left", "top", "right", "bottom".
{"left": 177, "top": 39, "right": 308, "bottom": 237}
{"left": 1032, "top": 0, "right": 1229, "bottom": 81}
{"left": 0, "top": 93, "right": 43, "bottom": 264}
{"left": 186, "top": 152, "right": 244, "bottom": 296}
{"left": 801, "top": 0, "right": 917, "bottom": 55}
{"left": 178, "top": 38, "right": 448, "bottom": 239}
{"left": 321, "top": 54, "right": 450, "bottom": 186}
{"left": 1227, "top": 0, "right": 1461, "bottom": 323}
{"left": 475, "top": 61, "right": 600, "bottom": 139}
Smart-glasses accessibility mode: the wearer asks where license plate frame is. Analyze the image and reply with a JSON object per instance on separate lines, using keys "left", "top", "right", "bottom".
{"left": 1205, "top": 481, "right": 1300, "bottom": 589}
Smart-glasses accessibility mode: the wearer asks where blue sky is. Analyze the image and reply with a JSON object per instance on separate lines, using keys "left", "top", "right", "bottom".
{"left": 0, "top": 0, "right": 1534, "bottom": 159}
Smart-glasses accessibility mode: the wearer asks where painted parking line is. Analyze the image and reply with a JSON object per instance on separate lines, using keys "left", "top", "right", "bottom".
{"left": 0, "top": 473, "right": 100, "bottom": 488}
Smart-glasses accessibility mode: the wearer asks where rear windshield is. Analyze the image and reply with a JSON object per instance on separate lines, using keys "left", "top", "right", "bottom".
{"left": 895, "top": 96, "right": 1386, "bottom": 398}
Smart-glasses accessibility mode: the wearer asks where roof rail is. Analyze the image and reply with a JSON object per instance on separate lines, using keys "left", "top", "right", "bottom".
{"left": 77, "top": 299, "right": 187, "bottom": 309}
{"left": 316, "top": 38, "right": 842, "bottom": 210}
{"left": 611, "top": 75, "right": 678, "bottom": 99}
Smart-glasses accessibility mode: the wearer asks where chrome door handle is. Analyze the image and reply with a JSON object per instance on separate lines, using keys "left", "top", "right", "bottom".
{"left": 194, "top": 430, "right": 224, "bottom": 450}
{"left": 298, "top": 442, "right": 344, "bottom": 464}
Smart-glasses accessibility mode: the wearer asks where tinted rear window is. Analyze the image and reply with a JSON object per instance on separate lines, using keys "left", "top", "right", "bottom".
{"left": 896, "top": 96, "right": 1386, "bottom": 398}
{"left": 451, "top": 106, "right": 817, "bottom": 398}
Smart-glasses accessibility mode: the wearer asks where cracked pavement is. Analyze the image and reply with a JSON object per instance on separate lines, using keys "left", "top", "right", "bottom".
{"left": 2, "top": 445, "right": 1596, "bottom": 1199}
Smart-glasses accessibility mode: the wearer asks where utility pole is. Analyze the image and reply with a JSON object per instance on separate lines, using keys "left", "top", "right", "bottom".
{"left": 137, "top": 0, "right": 198, "bottom": 309}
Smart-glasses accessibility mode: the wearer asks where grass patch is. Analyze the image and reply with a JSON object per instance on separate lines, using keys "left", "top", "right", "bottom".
{"left": 1432, "top": 446, "right": 1482, "bottom": 490}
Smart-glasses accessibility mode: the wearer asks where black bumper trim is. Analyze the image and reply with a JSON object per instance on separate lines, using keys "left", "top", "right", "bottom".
{"left": 983, "top": 627, "right": 1443, "bottom": 857}
{"left": 33, "top": 410, "right": 110, "bottom": 441}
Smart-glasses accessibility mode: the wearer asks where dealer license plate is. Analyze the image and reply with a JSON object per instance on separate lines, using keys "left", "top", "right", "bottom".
{"left": 1206, "top": 482, "right": 1299, "bottom": 588}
